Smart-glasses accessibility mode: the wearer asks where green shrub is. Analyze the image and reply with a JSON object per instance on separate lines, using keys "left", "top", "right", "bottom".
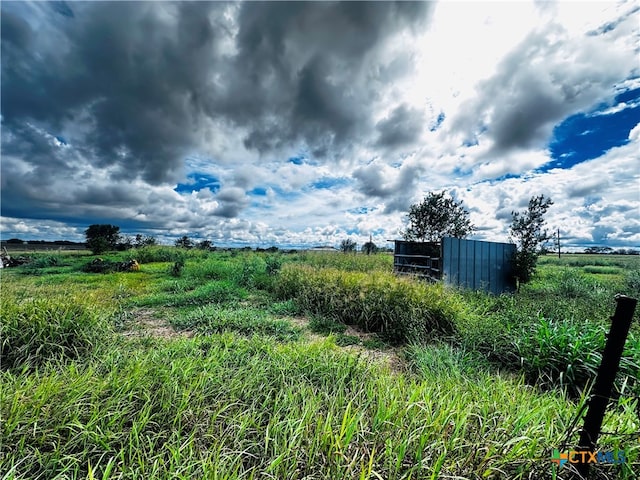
{"left": 265, "top": 255, "right": 283, "bottom": 275}
{"left": 508, "top": 316, "right": 605, "bottom": 394}
{"left": 625, "top": 269, "right": 640, "bottom": 297}
{"left": 0, "top": 297, "right": 108, "bottom": 371}
{"left": 128, "top": 246, "right": 187, "bottom": 264}
{"left": 169, "top": 259, "right": 185, "bottom": 277}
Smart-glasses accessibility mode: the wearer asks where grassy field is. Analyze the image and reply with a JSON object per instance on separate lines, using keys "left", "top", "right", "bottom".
{"left": 1, "top": 248, "right": 639, "bottom": 479}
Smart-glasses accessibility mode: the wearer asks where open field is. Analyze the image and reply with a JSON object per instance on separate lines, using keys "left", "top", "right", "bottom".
{"left": 1, "top": 248, "right": 639, "bottom": 479}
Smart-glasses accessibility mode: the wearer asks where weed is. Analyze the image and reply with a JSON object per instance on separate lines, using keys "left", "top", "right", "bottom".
{"left": 169, "top": 259, "right": 185, "bottom": 277}
{"left": 309, "top": 315, "right": 348, "bottom": 335}
{"left": 0, "top": 296, "right": 109, "bottom": 371}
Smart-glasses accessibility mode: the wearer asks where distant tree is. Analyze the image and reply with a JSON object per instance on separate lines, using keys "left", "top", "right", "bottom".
{"left": 340, "top": 239, "right": 357, "bottom": 253}
{"left": 362, "top": 241, "right": 378, "bottom": 255}
{"left": 5, "top": 238, "right": 24, "bottom": 244}
{"left": 403, "top": 191, "right": 475, "bottom": 242}
{"left": 118, "top": 235, "right": 133, "bottom": 251}
{"left": 134, "top": 234, "right": 157, "bottom": 248}
{"left": 584, "top": 246, "right": 612, "bottom": 254}
{"left": 509, "top": 195, "right": 553, "bottom": 283}
{"left": 85, "top": 224, "right": 120, "bottom": 254}
{"left": 175, "top": 235, "right": 194, "bottom": 249}
{"left": 196, "top": 240, "right": 213, "bottom": 250}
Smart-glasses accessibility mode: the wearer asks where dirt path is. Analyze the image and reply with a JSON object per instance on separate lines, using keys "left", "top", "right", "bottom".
{"left": 121, "top": 308, "right": 193, "bottom": 339}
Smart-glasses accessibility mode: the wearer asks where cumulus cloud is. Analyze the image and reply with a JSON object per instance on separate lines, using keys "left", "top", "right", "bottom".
{"left": 1, "top": 1, "right": 638, "bottom": 249}
{"left": 451, "top": 20, "right": 637, "bottom": 156}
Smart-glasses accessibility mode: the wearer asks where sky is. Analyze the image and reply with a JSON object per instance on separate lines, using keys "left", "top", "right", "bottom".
{"left": 1, "top": 1, "right": 639, "bottom": 250}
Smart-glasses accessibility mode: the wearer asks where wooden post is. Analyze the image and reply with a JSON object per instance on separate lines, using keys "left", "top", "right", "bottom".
{"left": 576, "top": 295, "right": 637, "bottom": 478}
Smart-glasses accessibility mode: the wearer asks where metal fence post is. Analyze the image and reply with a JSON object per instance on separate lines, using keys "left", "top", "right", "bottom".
{"left": 576, "top": 294, "right": 637, "bottom": 478}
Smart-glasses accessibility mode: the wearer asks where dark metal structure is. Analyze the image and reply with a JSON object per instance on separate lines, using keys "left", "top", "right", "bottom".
{"left": 393, "top": 237, "right": 517, "bottom": 294}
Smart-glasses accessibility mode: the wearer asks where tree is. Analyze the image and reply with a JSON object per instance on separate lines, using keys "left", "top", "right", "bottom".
{"left": 196, "top": 240, "right": 213, "bottom": 250}
{"left": 584, "top": 246, "right": 612, "bottom": 254}
{"left": 85, "top": 224, "right": 120, "bottom": 254}
{"left": 509, "top": 195, "right": 553, "bottom": 283}
{"left": 403, "top": 191, "right": 475, "bottom": 242}
{"left": 340, "top": 238, "right": 357, "bottom": 253}
{"left": 175, "top": 235, "right": 194, "bottom": 249}
{"left": 134, "top": 234, "right": 157, "bottom": 247}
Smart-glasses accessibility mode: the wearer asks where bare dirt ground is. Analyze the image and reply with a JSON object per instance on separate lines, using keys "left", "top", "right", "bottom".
{"left": 121, "top": 308, "right": 193, "bottom": 339}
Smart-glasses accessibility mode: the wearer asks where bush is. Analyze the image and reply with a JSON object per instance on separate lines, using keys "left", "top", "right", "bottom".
{"left": 128, "top": 246, "right": 187, "bottom": 264}
{"left": 0, "top": 297, "right": 107, "bottom": 371}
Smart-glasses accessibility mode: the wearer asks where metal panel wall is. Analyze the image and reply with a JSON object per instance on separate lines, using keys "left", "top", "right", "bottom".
{"left": 441, "top": 237, "right": 516, "bottom": 294}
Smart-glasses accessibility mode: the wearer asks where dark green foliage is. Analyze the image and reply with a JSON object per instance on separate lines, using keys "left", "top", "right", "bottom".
{"left": 84, "top": 224, "right": 120, "bottom": 254}
{"left": 309, "top": 316, "right": 348, "bottom": 335}
{"left": 362, "top": 241, "right": 378, "bottom": 255}
{"left": 267, "top": 300, "right": 301, "bottom": 316}
{"left": 128, "top": 246, "right": 187, "bottom": 264}
{"left": 196, "top": 239, "right": 213, "bottom": 250}
{"left": 134, "top": 234, "right": 157, "bottom": 247}
{"left": 509, "top": 195, "right": 553, "bottom": 283}
{"left": 265, "top": 255, "right": 283, "bottom": 275}
{"left": 335, "top": 335, "right": 361, "bottom": 346}
{"left": 170, "top": 259, "right": 185, "bottom": 277}
{"left": 340, "top": 239, "right": 357, "bottom": 253}
{"left": 82, "top": 258, "right": 139, "bottom": 274}
{"left": 403, "top": 190, "right": 475, "bottom": 242}
{"left": 174, "top": 235, "right": 194, "bottom": 249}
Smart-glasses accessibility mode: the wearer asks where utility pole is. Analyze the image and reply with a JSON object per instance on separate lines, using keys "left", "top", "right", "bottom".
{"left": 557, "top": 228, "right": 561, "bottom": 259}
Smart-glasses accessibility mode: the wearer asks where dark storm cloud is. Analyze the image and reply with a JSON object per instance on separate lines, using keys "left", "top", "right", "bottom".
{"left": 1, "top": 1, "right": 432, "bottom": 223}
{"left": 213, "top": 187, "right": 251, "bottom": 219}
{"left": 49, "top": 1, "right": 75, "bottom": 18}
{"left": 352, "top": 161, "right": 425, "bottom": 213}
{"left": 216, "top": 1, "right": 433, "bottom": 156}
{"left": 2, "top": 1, "right": 230, "bottom": 186}
{"left": 375, "top": 104, "right": 425, "bottom": 148}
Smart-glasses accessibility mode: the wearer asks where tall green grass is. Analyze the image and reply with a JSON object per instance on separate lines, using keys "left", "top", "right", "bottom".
{"left": 0, "top": 296, "right": 109, "bottom": 372}
{"left": 2, "top": 250, "right": 639, "bottom": 479}
{"left": 274, "top": 264, "right": 462, "bottom": 343}
{"left": 3, "top": 335, "right": 636, "bottom": 479}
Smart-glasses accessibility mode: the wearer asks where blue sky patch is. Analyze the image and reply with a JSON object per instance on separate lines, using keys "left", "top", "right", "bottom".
{"left": 310, "top": 176, "right": 350, "bottom": 190}
{"left": 288, "top": 155, "right": 306, "bottom": 165}
{"left": 543, "top": 87, "right": 640, "bottom": 173}
{"left": 174, "top": 173, "right": 221, "bottom": 194}
{"left": 347, "top": 206, "right": 377, "bottom": 215}
{"left": 430, "top": 112, "right": 445, "bottom": 132}
{"left": 249, "top": 187, "right": 268, "bottom": 196}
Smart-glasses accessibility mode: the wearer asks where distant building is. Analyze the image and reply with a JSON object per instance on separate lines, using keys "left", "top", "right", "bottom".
{"left": 309, "top": 246, "right": 338, "bottom": 252}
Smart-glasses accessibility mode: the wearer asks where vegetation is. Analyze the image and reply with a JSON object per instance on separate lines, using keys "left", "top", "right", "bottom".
{"left": 84, "top": 224, "right": 121, "bottom": 254}
{"left": 340, "top": 238, "right": 357, "bottom": 253}
{"left": 403, "top": 190, "right": 475, "bottom": 242}
{"left": 174, "top": 235, "right": 195, "bottom": 249}
{"left": 1, "top": 249, "right": 639, "bottom": 479}
{"left": 509, "top": 194, "right": 554, "bottom": 283}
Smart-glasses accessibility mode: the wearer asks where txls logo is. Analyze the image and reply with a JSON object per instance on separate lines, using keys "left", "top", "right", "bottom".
{"left": 551, "top": 449, "right": 626, "bottom": 469}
